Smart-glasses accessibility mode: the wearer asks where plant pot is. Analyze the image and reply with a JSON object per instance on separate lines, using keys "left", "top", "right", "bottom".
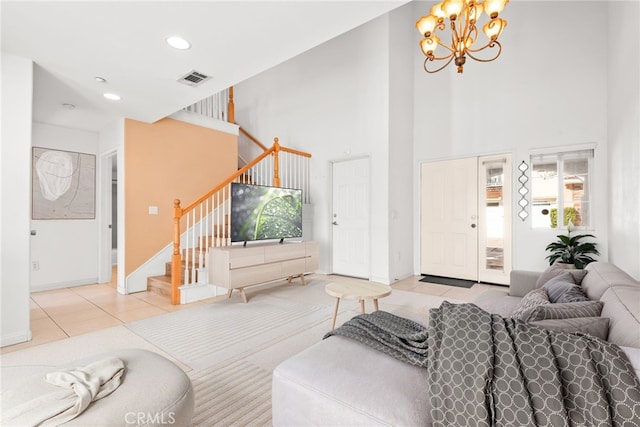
{"left": 554, "top": 262, "right": 577, "bottom": 270}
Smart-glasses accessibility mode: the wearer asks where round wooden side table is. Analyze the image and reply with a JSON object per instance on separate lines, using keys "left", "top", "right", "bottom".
{"left": 324, "top": 281, "right": 392, "bottom": 330}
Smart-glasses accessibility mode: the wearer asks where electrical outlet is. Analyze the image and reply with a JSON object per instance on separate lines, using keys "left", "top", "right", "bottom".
{"left": 32, "top": 261, "right": 39, "bottom": 271}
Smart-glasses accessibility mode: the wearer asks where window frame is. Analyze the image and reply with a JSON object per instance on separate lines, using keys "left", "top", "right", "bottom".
{"left": 529, "top": 147, "right": 595, "bottom": 230}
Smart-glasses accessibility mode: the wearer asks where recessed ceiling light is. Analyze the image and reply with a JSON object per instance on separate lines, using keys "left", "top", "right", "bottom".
{"left": 94, "top": 76, "right": 107, "bottom": 83}
{"left": 103, "top": 93, "right": 121, "bottom": 101}
{"left": 62, "top": 103, "right": 75, "bottom": 110}
{"left": 166, "top": 36, "right": 191, "bottom": 50}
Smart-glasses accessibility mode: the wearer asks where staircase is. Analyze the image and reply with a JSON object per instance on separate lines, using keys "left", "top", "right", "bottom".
{"left": 144, "top": 87, "right": 312, "bottom": 304}
{"left": 147, "top": 217, "right": 229, "bottom": 298}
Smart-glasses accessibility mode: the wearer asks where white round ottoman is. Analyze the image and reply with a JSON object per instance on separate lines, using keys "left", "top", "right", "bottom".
{"left": 1, "top": 348, "right": 194, "bottom": 426}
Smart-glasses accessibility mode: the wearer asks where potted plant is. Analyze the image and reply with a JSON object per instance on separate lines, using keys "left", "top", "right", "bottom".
{"left": 545, "top": 221, "right": 600, "bottom": 269}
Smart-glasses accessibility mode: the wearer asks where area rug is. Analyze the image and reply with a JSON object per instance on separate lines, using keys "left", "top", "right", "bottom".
{"left": 419, "top": 274, "right": 476, "bottom": 288}
{"left": 1, "top": 277, "right": 466, "bottom": 427}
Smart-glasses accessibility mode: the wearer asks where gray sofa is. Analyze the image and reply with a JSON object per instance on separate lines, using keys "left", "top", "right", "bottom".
{"left": 272, "top": 262, "right": 640, "bottom": 426}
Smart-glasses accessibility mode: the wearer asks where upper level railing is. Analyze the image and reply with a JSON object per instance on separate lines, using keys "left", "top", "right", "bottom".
{"left": 170, "top": 88, "right": 311, "bottom": 304}
{"left": 182, "top": 87, "right": 230, "bottom": 122}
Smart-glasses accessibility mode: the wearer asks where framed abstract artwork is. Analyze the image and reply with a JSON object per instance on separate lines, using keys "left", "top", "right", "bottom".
{"left": 32, "top": 147, "right": 96, "bottom": 219}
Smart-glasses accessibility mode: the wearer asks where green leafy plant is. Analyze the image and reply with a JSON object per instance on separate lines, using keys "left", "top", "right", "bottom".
{"left": 545, "top": 221, "right": 599, "bottom": 269}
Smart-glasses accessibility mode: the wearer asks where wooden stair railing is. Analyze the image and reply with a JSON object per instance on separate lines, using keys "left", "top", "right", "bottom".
{"left": 170, "top": 139, "right": 312, "bottom": 304}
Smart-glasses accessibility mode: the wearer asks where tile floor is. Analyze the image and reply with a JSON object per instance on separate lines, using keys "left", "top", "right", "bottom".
{"left": 1, "top": 270, "right": 506, "bottom": 354}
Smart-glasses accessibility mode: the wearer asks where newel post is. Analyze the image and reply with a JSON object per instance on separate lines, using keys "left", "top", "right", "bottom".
{"left": 273, "top": 138, "right": 281, "bottom": 187}
{"left": 171, "top": 199, "right": 183, "bottom": 305}
{"left": 227, "top": 86, "right": 235, "bottom": 124}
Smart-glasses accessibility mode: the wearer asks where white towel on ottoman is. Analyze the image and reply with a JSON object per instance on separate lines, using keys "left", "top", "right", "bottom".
{"left": 2, "top": 357, "right": 125, "bottom": 426}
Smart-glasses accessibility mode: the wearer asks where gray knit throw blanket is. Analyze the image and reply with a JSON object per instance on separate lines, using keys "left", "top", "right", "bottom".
{"left": 324, "top": 301, "right": 640, "bottom": 426}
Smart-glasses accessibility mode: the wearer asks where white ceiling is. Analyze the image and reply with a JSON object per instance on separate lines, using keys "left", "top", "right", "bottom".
{"left": 2, "top": 1, "right": 410, "bottom": 133}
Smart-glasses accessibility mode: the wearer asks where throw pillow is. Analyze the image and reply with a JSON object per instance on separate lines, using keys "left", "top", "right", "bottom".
{"left": 542, "top": 272, "right": 577, "bottom": 302}
{"left": 555, "top": 285, "right": 590, "bottom": 303}
{"left": 529, "top": 317, "right": 610, "bottom": 340}
{"left": 511, "top": 288, "right": 550, "bottom": 321}
{"left": 541, "top": 272, "right": 590, "bottom": 303}
{"left": 535, "top": 264, "right": 588, "bottom": 288}
{"left": 521, "top": 300, "right": 604, "bottom": 323}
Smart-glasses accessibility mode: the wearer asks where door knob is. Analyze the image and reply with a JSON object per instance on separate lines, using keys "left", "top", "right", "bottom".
{"left": 471, "top": 224, "right": 476, "bottom": 228}
{"left": 332, "top": 221, "right": 339, "bottom": 226}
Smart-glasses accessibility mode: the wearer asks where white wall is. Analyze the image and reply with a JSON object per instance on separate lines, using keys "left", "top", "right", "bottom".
{"left": 607, "top": 1, "right": 640, "bottom": 280}
{"left": 388, "top": 4, "right": 415, "bottom": 281}
{"left": 1, "top": 54, "right": 33, "bottom": 346}
{"left": 235, "top": 1, "right": 624, "bottom": 280}
{"left": 235, "top": 14, "right": 395, "bottom": 283}
{"left": 412, "top": 1, "right": 609, "bottom": 273}
{"left": 30, "top": 123, "right": 100, "bottom": 291}
{"left": 98, "top": 119, "right": 126, "bottom": 292}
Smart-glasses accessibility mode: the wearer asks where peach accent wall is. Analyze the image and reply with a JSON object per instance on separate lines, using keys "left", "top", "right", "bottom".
{"left": 124, "top": 118, "right": 237, "bottom": 276}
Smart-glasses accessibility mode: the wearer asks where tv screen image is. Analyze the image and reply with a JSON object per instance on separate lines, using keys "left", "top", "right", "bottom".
{"left": 230, "top": 183, "right": 303, "bottom": 243}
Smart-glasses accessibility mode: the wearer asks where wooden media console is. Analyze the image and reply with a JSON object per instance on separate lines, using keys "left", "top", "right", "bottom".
{"left": 208, "top": 241, "right": 319, "bottom": 302}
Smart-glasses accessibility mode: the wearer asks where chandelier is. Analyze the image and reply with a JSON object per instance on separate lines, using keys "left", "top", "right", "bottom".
{"left": 416, "top": 0, "right": 509, "bottom": 74}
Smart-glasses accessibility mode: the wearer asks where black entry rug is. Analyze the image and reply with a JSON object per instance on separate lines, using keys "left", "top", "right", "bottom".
{"left": 419, "top": 275, "right": 476, "bottom": 288}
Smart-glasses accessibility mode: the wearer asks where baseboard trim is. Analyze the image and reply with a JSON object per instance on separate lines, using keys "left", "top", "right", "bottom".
{"left": 31, "top": 277, "right": 100, "bottom": 293}
{"left": 1, "top": 329, "right": 32, "bottom": 348}
{"left": 179, "top": 283, "right": 227, "bottom": 304}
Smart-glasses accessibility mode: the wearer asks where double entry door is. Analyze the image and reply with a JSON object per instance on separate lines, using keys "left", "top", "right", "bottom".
{"left": 420, "top": 154, "right": 512, "bottom": 285}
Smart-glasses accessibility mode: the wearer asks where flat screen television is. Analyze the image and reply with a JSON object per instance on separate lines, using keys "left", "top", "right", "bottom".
{"left": 230, "top": 182, "right": 303, "bottom": 243}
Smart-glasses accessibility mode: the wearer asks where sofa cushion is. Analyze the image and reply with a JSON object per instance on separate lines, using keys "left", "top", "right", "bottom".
{"left": 535, "top": 264, "right": 588, "bottom": 288}
{"left": 522, "top": 300, "right": 604, "bottom": 323}
{"left": 529, "top": 317, "right": 609, "bottom": 340}
{"left": 600, "top": 285, "right": 640, "bottom": 348}
{"left": 473, "top": 289, "right": 521, "bottom": 318}
{"left": 510, "top": 288, "right": 549, "bottom": 321}
{"left": 272, "top": 335, "right": 432, "bottom": 426}
{"left": 581, "top": 262, "right": 638, "bottom": 300}
{"left": 541, "top": 272, "right": 589, "bottom": 303}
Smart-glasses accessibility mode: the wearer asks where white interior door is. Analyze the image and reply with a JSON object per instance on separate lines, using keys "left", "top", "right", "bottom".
{"left": 421, "top": 158, "right": 478, "bottom": 280}
{"left": 332, "top": 157, "right": 370, "bottom": 278}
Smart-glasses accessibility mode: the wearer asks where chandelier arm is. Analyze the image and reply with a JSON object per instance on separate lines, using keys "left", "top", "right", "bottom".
{"left": 468, "top": 25, "right": 478, "bottom": 46}
{"left": 449, "top": 20, "right": 459, "bottom": 55}
{"left": 433, "top": 39, "right": 455, "bottom": 58}
{"left": 466, "top": 40, "right": 502, "bottom": 63}
{"left": 461, "top": 10, "right": 471, "bottom": 42}
{"left": 424, "top": 55, "right": 456, "bottom": 74}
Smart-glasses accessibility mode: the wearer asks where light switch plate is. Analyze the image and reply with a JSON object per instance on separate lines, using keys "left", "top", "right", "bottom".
{"left": 148, "top": 206, "right": 159, "bottom": 215}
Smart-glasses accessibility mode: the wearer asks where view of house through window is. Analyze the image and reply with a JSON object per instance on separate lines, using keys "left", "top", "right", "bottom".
{"left": 485, "top": 164, "right": 505, "bottom": 270}
{"left": 531, "top": 149, "right": 593, "bottom": 228}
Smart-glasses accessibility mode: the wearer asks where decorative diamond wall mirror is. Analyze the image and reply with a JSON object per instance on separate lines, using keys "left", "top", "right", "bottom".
{"left": 517, "top": 161, "right": 529, "bottom": 221}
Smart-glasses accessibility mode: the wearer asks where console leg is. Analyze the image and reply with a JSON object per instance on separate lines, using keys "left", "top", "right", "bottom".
{"left": 300, "top": 274, "right": 306, "bottom": 286}
{"left": 227, "top": 288, "right": 233, "bottom": 299}
{"left": 359, "top": 299, "right": 365, "bottom": 313}
{"left": 239, "top": 288, "right": 248, "bottom": 303}
{"left": 373, "top": 299, "right": 379, "bottom": 311}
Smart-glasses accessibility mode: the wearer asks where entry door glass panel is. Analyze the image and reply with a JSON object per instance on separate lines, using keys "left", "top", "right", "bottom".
{"left": 478, "top": 154, "right": 512, "bottom": 284}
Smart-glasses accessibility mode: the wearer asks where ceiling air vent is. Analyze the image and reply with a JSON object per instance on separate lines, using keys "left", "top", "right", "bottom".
{"left": 177, "top": 70, "right": 211, "bottom": 87}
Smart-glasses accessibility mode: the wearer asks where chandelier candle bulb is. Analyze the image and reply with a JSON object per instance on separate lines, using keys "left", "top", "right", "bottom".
{"left": 416, "top": 0, "right": 509, "bottom": 74}
{"left": 483, "top": 18, "right": 507, "bottom": 40}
